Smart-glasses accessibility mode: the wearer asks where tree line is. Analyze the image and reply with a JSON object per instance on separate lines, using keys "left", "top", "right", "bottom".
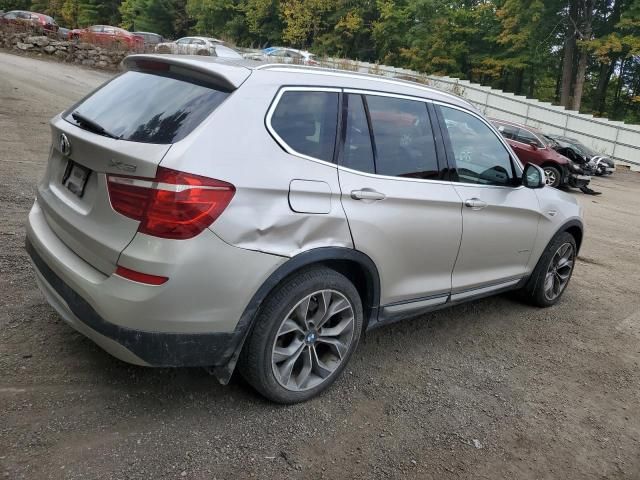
{"left": 2, "top": 0, "right": 639, "bottom": 123}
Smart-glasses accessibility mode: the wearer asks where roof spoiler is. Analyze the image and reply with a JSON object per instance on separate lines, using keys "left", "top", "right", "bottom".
{"left": 122, "top": 54, "right": 251, "bottom": 92}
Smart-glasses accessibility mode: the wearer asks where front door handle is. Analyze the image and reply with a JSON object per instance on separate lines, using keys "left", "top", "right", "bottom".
{"left": 464, "top": 198, "right": 487, "bottom": 210}
{"left": 351, "top": 189, "right": 386, "bottom": 201}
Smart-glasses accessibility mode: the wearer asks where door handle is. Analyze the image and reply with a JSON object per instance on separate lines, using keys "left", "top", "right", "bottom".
{"left": 351, "top": 189, "right": 386, "bottom": 201}
{"left": 464, "top": 198, "right": 487, "bottom": 210}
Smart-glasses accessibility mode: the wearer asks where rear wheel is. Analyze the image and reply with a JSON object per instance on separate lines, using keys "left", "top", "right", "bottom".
{"left": 543, "top": 166, "right": 561, "bottom": 187}
{"left": 239, "top": 267, "right": 363, "bottom": 404}
{"left": 519, "top": 232, "right": 576, "bottom": 307}
{"left": 196, "top": 49, "right": 210, "bottom": 56}
{"left": 156, "top": 45, "right": 171, "bottom": 54}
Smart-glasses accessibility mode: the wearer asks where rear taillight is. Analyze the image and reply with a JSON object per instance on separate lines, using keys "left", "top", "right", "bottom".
{"left": 107, "top": 167, "right": 235, "bottom": 240}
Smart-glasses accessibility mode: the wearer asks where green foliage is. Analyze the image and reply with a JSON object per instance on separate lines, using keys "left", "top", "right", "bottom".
{"left": 120, "top": 0, "right": 185, "bottom": 36}
{"left": 7, "top": 0, "right": 640, "bottom": 123}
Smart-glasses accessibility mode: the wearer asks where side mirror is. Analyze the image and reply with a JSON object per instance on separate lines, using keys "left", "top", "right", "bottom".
{"left": 528, "top": 141, "right": 539, "bottom": 150}
{"left": 522, "top": 163, "right": 545, "bottom": 189}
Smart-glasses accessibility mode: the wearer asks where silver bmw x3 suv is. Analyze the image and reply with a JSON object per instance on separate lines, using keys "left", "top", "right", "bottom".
{"left": 26, "top": 55, "right": 584, "bottom": 403}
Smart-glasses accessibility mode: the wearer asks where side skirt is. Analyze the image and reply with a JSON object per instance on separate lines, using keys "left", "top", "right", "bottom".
{"left": 371, "top": 277, "right": 527, "bottom": 329}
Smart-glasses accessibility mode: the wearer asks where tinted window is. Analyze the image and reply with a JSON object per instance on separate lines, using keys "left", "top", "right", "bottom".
{"left": 366, "top": 95, "right": 438, "bottom": 179}
{"left": 271, "top": 91, "right": 339, "bottom": 162}
{"left": 65, "top": 71, "right": 229, "bottom": 144}
{"left": 439, "top": 106, "right": 514, "bottom": 186}
{"left": 493, "top": 122, "right": 518, "bottom": 140}
{"left": 342, "top": 94, "right": 375, "bottom": 173}
{"left": 515, "top": 128, "right": 543, "bottom": 147}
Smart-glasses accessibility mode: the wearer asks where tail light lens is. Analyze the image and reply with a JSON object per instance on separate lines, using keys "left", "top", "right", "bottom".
{"left": 107, "top": 167, "right": 235, "bottom": 240}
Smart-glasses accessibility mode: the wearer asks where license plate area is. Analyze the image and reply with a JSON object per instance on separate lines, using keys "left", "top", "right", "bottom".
{"left": 62, "top": 160, "right": 91, "bottom": 197}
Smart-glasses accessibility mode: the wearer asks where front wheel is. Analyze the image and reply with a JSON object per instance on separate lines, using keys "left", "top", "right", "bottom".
{"left": 239, "top": 267, "right": 363, "bottom": 403}
{"left": 519, "top": 232, "right": 577, "bottom": 307}
{"left": 543, "top": 166, "right": 561, "bottom": 187}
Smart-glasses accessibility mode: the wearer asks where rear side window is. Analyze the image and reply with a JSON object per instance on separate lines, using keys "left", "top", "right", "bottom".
{"left": 366, "top": 95, "right": 439, "bottom": 179}
{"left": 64, "top": 71, "right": 229, "bottom": 144}
{"left": 343, "top": 94, "right": 375, "bottom": 173}
{"left": 270, "top": 90, "right": 339, "bottom": 162}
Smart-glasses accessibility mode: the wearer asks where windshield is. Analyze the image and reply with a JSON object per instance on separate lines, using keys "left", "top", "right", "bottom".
{"left": 568, "top": 139, "right": 597, "bottom": 156}
{"left": 64, "top": 71, "right": 229, "bottom": 144}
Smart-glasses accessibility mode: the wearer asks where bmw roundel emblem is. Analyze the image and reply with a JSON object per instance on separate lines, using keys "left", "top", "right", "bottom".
{"left": 59, "top": 133, "right": 71, "bottom": 157}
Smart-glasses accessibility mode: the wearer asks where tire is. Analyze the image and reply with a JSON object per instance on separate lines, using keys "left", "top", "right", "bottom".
{"left": 518, "top": 232, "right": 577, "bottom": 307}
{"left": 543, "top": 166, "right": 561, "bottom": 187}
{"left": 239, "top": 267, "right": 363, "bottom": 404}
{"left": 196, "top": 49, "right": 210, "bottom": 56}
{"left": 157, "top": 45, "right": 171, "bottom": 54}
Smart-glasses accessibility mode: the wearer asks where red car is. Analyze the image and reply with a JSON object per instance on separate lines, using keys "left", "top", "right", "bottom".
{"left": 70, "top": 25, "right": 144, "bottom": 50}
{"left": 490, "top": 118, "right": 590, "bottom": 189}
{"left": 0, "top": 10, "right": 59, "bottom": 33}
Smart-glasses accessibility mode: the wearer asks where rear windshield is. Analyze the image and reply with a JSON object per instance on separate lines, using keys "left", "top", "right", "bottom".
{"left": 64, "top": 71, "right": 229, "bottom": 144}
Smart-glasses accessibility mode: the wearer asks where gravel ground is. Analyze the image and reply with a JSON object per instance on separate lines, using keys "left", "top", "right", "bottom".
{"left": 1, "top": 51, "right": 639, "bottom": 480}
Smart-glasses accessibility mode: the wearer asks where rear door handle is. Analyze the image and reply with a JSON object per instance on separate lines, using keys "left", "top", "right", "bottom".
{"left": 464, "top": 198, "right": 487, "bottom": 210}
{"left": 351, "top": 189, "right": 386, "bottom": 201}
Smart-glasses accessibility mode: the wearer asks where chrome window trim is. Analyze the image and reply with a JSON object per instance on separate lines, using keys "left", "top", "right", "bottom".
{"left": 265, "top": 86, "right": 342, "bottom": 168}
{"left": 337, "top": 165, "right": 453, "bottom": 185}
{"left": 343, "top": 88, "right": 435, "bottom": 103}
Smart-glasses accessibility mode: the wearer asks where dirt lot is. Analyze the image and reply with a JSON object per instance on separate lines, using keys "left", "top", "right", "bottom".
{"left": 1, "top": 51, "right": 639, "bottom": 480}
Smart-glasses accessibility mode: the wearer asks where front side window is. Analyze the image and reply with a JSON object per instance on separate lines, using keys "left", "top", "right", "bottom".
{"left": 176, "top": 38, "right": 190, "bottom": 44}
{"left": 366, "top": 95, "right": 439, "bottom": 179}
{"left": 270, "top": 90, "right": 339, "bottom": 162}
{"left": 439, "top": 105, "right": 515, "bottom": 186}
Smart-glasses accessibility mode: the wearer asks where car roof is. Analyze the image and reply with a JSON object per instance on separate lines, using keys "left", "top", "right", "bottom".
{"left": 124, "top": 55, "right": 475, "bottom": 109}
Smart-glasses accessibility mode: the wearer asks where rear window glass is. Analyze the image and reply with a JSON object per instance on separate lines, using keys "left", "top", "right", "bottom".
{"left": 64, "top": 71, "right": 229, "bottom": 144}
{"left": 270, "top": 91, "right": 339, "bottom": 162}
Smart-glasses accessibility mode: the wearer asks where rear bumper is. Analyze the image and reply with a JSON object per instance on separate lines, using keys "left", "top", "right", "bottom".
{"left": 27, "top": 238, "right": 238, "bottom": 367}
{"left": 26, "top": 198, "right": 284, "bottom": 367}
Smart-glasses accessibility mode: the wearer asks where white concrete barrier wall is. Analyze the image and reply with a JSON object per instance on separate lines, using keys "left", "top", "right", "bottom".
{"left": 317, "top": 58, "right": 640, "bottom": 169}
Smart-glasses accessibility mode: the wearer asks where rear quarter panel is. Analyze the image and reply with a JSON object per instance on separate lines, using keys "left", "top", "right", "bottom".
{"left": 158, "top": 73, "right": 353, "bottom": 257}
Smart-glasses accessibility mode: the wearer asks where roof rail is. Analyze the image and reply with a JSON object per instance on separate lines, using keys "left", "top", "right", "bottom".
{"left": 255, "top": 64, "right": 464, "bottom": 103}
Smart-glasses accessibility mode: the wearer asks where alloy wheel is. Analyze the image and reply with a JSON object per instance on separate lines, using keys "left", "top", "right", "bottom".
{"left": 544, "top": 242, "right": 575, "bottom": 301}
{"left": 544, "top": 168, "right": 558, "bottom": 186}
{"left": 271, "top": 289, "right": 355, "bottom": 392}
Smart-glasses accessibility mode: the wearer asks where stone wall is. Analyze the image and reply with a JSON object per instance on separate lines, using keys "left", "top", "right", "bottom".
{"left": 0, "top": 27, "right": 127, "bottom": 70}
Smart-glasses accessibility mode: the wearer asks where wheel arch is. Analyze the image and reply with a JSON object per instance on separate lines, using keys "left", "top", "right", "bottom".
{"left": 562, "top": 220, "right": 584, "bottom": 253}
{"left": 211, "top": 247, "right": 381, "bottom": 384}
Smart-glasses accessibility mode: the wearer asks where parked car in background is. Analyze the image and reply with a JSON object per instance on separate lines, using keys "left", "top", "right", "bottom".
{"left": 155, "top": 36, "right": 242, "bottom": 58}
{"left": 133, "top": 31, "right": 164, "bottom": 47}
{"left": 490, "top": 119, "right": 592, "bottom": 190}
{"left": 546, "top": 134, "right": 615, "bottom": 176}
{"left": 70, "top": 25, "right": 143, "bottom": 50}
{"left": 0, "top": 10, "right": 58, "bottom": 33}
{"left": 27, "top": 56, "right": 584, "bottom": 403}
{"left": 244, "top": 47, "right": 318, "bottom": 65}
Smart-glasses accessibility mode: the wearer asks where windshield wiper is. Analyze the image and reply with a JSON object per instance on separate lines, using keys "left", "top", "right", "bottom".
{"left": 72, "top": 111, "right": 120, "bottom": 140}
